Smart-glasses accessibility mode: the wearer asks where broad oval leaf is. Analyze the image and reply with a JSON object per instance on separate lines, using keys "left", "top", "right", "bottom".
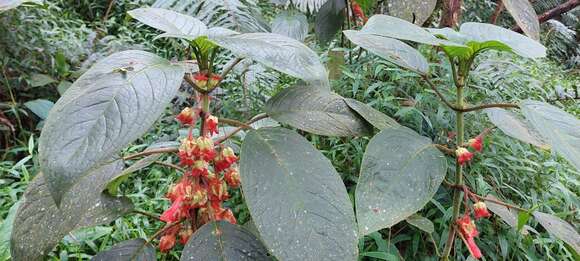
{"left": 485, "top": 108, "right": 549, "bottom": 149}
{"left": 180, "top": 221, "right": 270, "bottom": 261}
{"left": 24, "top": 99, "right": 54, "bottom": 120}
{"left": 387, "top": 0, "right": 437, "bottom": 25}
{"left": 265, "top": 85, "right": 372, "bottom": 136}
{"left": 459, "top": 23, "right": 546, "bottom": 58}
{"left": 315, "top": 0, "right": 346, "bottom": 45}
{"left": 503, "top": 0, "right": 540, "bottom": 40}
{"left": 361, "top": 15, "right": 460, "bottom": 46}
{"left": 92, "top": 239, "right": 155, "bottom": 261}
{"left": 272, "top": 10, "right": 308, "bottom": 42}
{"left": 209, "top": 32, "right": 330, "bottom": 88}
{"left": 343, "top": 98, "right": 399, "bottom": 130}
{"left": 344, "top": 30, "right": 429, "bottom": 74}
{"left": 356, "top": 126, "right": 447, "bottom": 235}
{"left": 521, "top": 100, "right": 580, "bottom": 170}
{"left": 533, "top": 211, "right": 580, "bottom": 253}
{"left": 39, "top": 50, "right": 185, "bottom": 205}
{"left": 240, "top": 127, "right": 358, "bottom": 261}
{"left": 11, "top": 161, "right": 133, "bottom": 261}
{"left": 405, "top": 214, "right": 434, "bottom": 234}
{"left": 128, "top": 8, "right": 208, "bottom": 40}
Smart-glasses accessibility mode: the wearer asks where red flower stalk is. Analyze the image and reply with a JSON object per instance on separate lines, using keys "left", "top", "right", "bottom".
{"left": 224, "top": 167, "right": 241, "bottom": 188}
{"left": 214, "top": 147, "right": 237, "bottom": 173}
{"left": 468, "top": 136, "right": 483, "bottom": 152}
{"left": 193, "top": 73, "right": 208, "bottom": 88}
{"left": 473, "top": 202, "right": 491, "bottom": 219}
{"left": 209, "top": 74, "right": 221, "bottom": 88}
{"left": 195, "top": 136, "right": 215, "bottom": 161}
{"left": 176, "top": 107, "right": 196, "bottom": 125}
{"left": 456, "top": 215, "right": 482, "bottom": 259}
{"left": 456, "top": 147, "right": 474, "bottom": 165}
{"left": 159, "top": 234, "right": 176, "bottom": 253}
{"left": 205, "top": 115, "right": 219, "bottom": 136}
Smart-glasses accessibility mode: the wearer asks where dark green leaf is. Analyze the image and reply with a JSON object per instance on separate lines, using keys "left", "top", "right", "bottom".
{"left": 272, "top": 10, "right": 308, "bottom": 42}
{"left": 343, "top": 98, "right": 399, "bottom": 130}
{"left": 240, "top": 127, "right": 358, "bottom": 261}
{"left": 356, "top": 126, "right": 446, "bottom": 235}
{"left": 503, "top": 0, "right": 540, "bottom": 40}
{"left": 343, "top": 30, "right": 429, "bottom": 74}
{"left": 387, "top": 0, "right": 437, "bottom": 25}
{"left": 24, "top": 99, "right": 54, "bottom": 120}
{"left": 532, "top": 211, "right": 580, "bottom": 253}
{"left": 128, "top": 8, "right": 207, "bottom": 40}
{"left": 459, "top": 23, "right": 546, "bottom": 58}
{"left": 29, "top": 73, "right": 56, "bottom": 87}
{"left": 405, "top": 214, "right": 434, "bottom": 234}
{"left": 92, "top": 239, "right": 155, "bottom": 261}
{"left": 485, "top": 108, "right": 549, "bottom": 149}
{"left": 265, "top": 85, "right": 372, "bottom": 136}
{"left": 39, "top": 50, "right": 184, "bottom": 205}
{"left": 11, "top": 161, "right": 133, "bottom": 261}
{"left": 521, "top": 100, "right": 580, "bottom": 170}
{"left": 315, "top": 0, "right": 345, "bottom": 45}
{"left": 180, "top": 221, "right": 270, "bottom": 261}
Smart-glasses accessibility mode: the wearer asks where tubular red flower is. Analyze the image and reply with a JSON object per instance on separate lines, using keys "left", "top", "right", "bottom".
{"left": 456, "top": 214, "right": 482, "bottom": 259}
{"left": 214, "top": 147, "right": 237, "bottom": 173}
{"left": 176, "top": 107, "right": 195, "bottom": 125}
{"left": 456, "top": 147, "right": 474, "bottom": 165}
{"left": 159, "top": 234, "right": 176, "bottom": 253}
{"left": 473, "top": 201, "right": 491, "bottom": 219}
{"left": 468, "top": 136, "right": 483, "bottom": 152}
{"left": 205, "top": 115, "right": 219, "bottom": 136}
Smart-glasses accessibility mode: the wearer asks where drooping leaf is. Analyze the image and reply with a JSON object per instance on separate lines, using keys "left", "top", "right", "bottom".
{"left": 484, "top": 195, "right": 531, "bottom": 235}
{"left": 180, "top": 221, "right": 270, "bottom": 260}
{"left": 315, "top": 0, "right": 345, "bottom": 45}
{"left": 521, "top": 100, "right": 580, "bottom": 170}
{"left": 24, "top": 99, "right": 54, "bottom": 120}
{"left": 240, "top": 127, "right": 358, "bottom": 261}
{"left": 29, "top": 73, "right": 56, "bottom": 87}
{"left": 503, "top": 0, "right": 540, "bottom": 40}
{"left": 459, "top": 23, "right": 546, "bottom": 58}
{"left": 356, "top": 125, "right": 447, "bottom": 235}
{"left": 533, "top": 211, "right": 580, "bottom": 253}
{"left": 272, "top": 10, "right": 308, "bottom": 42}
{"left": 39, "top": 50, "right": 185, "bottom": 205}
{"left": 485, "top": 108, "right": 549, "bottom": 149}
{"left": 210, "top": 33, "right": 329, "bottom": 87}
{"left": 428, "top": 28, "right": 514, "bottom": 59}
{"left": 11, "top": 161, "right": 133, "bottom": 261}
{"left": 265, "top": 85, "right": 372, "bottom": 136}
{"left": 387, "top": 0, "right": 437, "bottom": 25}
{"left": 343, "top": 30, "right": 429, "bottom": 74}
{"left": 343, "top": 98, "right": 399, "bottom": 130}
{"left": 92, "top": 239, "right": 155, "bottom": 261}
{"left": 128, "top": 8, "right": 208, "bottom": 40}
{"left": 405, "top": 214, "right": 434, "bottom": 234}
{"left": 361, "top": 15, "right": 459, "bottom": 46}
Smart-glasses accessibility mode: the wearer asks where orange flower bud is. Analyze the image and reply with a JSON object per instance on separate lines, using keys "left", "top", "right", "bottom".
{"left": 468, "top": 136, "right": 483, "bottom": 152}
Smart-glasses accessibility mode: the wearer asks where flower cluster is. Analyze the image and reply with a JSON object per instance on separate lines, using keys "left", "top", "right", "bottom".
{"left": 456, "top": 201, "right": 492, "bottom": 259}
{"left": 158, "top": 108, "right": 240, "bottom": 253}
{"left": 192, "top": 72, "right": 221, "bottom": 91}
{"left": 456, "top": 136, "right": 484, "bottom": 165}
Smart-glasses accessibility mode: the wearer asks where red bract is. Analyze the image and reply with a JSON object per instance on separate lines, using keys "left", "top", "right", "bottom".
{"left": 189, "top": 185, "right": 208, "bottom": 208}
{"left": 178, "top": 136, "right": 198, "bottom": 166}
{"left": 468, "top": 136, "right": 483, "bottom": 152}
{"left": 176, "top": 107, "right": 195, "bottom": 125}
{"left": 205, "top": 115, "right": 219, "bottom": 136}
{"left": 214, "top": 147, "right": 237, "bottom": 173}
{"left": 160, "top": 198, "right": 186, "bottom": 223}
{"left": 456, "top": 147, "right": 474, "bottom": 165}
{"left": 224, "top": 167, "right": 241, "bottom": 188}
{"left": 456, "top": 215, "right": 482, "bottom": 259}
{"left": 209, "top": 74, "right": 221, "bottom": 88}
{"left": 190, "top": 160, "right": 209, "bottom": 177}
{"left": 473, "top": 202, "right": 491, "bottom": 219}
{"left": 195, "top": 136, "right": 215, "bottom": 161}
{"left": 193, "top": 73, "right": 208, "bottom": 88}
{"left": 208, "top": 178, "right": 229, "bottom": 201}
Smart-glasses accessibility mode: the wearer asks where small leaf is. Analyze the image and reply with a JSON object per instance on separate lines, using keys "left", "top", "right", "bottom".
{"left": 503, "top": 0, "right": 540, "bottom": 40}
{"left": 0, "top": 200, "right": 21, "bottom": 259}
{"left": 356, "top": 125, "right": 446, "bottom": 235}
{"left": 343, "top": 98, "right": 399, "bottom": 130}
{"left": 265, "top": 85, "right": 372, "bottom": 136}
{"left": 344, "top": 30, "right": 429, "bottom": 74}
{"left": 387, "top": 0, "right": 437, "bottom": 25}
{"left": 517, "top": 211, "right": 531, "bottom": 232}
{"left": 23, "top": 99, "right": 54, "bottom": 120}
{"left": 485, "top": 108, "right": 549, "bottom": 149}
{"left": 180, "top": 221, "right": 270, "bottom": 260}
{"left": 92, "top": 239, "right": 155, "bottom": 261}
{"left": 533, "top": 211, "right": 580, "bottom": 254}
{"left": 210, "top": 32, "right": 330, "bottom": 88}
{"left": 128, "top": 8, "right": 208, "bottom": 40}
{"left": 106, "top": 154, "right": 162, "bottom": 196}
{"left": 315, "top": 0, "right": 346, "bottom": 45}
{"left": 39, "top": 50, "right": 185, "bottom": 206}
{"left": 459, "top": 23, "right": 546, "bottom": 58}
{"left": 361, "top": 15, "right": 459, "bottom": 46}
{"left": 29, "top": 73, "right": 56, "bottom": 87}
{"left": 240, "top": 127, "right": 358, "bottom": 261}
{"left": 272, "top": 10, "right": 308, "bottom": 42}
{"left": 11, "top": 161, "right": 133, "bottom": 261}
{"left": 521, "top": 100, "right": 580, "bottom": 170}
{"left": 57, "top": 80, "right": 72, "bottom": 95}
{"left": 405, "top": 214, "right": 434, "bottom": 234}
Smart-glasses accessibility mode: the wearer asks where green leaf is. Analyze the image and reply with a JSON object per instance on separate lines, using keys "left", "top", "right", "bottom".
{"left": 0, "top": 0, "right": 40, "bottom": 11}
{"left": 265, "top": 85, "right": 372, "bottom": 137}
{"left": 343, "top": 98, "right": 399, "bottom": 130}
{"left": 209, "top": 32, "right": 330, "bottom": 88}
{"left": 361, "top": 15, "right": 460, "bottom": 46}
{"left": 484, "top": 195, "right": 531, "bottom": 235}
{"left": 39, "top": 50, "right": 184, "bottom": 206}
{"left": 29, "top": 73, "right": 56, "bottom": 87}
{"left": 57, "top": 80, "right": 72, "bottom": 95}
{"left": 521, "top": 100, "right": 580, "bottom": 170}
{"left": 532, "top": 211, "right": 580, "bottom": 254}
{"left": 240, "top": 127, "right": 358, "bottom": 261}
{"left": 459, "top": 23, "right": 546, "bottom": 58}
{"left": 517, "top": 211, "right": 531, "bottom": 232}
{"left": 106, "top": 154, "right": 162, "bottom": 196}
{"left": 0, "top": 200, "right": 21, "bottom": 260}
{"left": 272, "top": 10, "right": 308, "bottom": 42}
{"left": 503, "top": 0, "right": 540, "bottom": 40}
{"left": 23, "top": 99, "right": 54, "bottom": 120}
{"left": 387, "top": 0, "right": 437, "bottom": 25}
{"left": 180, "top": 221, "right": 270, "bottom": 260}
{"left": 344, "top": 30, "right": 429, "bottom": 74}
{"left": 128, "top": 8, "right": 208, "bottom": 40}
{"left": 485, "top": 108, "right": 549, "bottom": 149}
{"left": 315, "top": 0, "right": 346, "bottom": 45}
{"left": 92, "top": 239, "right": 155, "bottom": 261}
{"left": 361, "top": 251, "right": 399, "bottom": 261}
{"left": 63, "top": 226, "right": 113, "bottom": 244}
{"left": 356, "top": 125, "right": 446, "bottom": 235}
{"left": 405, "top": 214, "right": 434, "bottom": 234}
{"left": 11, "top": 161, "right": 133, "bottom": 261}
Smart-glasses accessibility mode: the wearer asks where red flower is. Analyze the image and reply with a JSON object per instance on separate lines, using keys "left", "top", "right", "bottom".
{"left": 224, "top": 167, "right": 241, "bottom": 188}
{"left": 208, "top": 178, "right": 229, "bottom": 201}
{"left": 193, "top": 73, "right": 208, "bottom": 88}
{"left": 209, "top": 74, "right": 221, "bottom": 88}
{"left": 468, "top": 136, "right": 483, "bottom": 152}
{"left": 195, "top": 136, "right": 215, "bottom": 161}
{"left": 456, "top": 147, "right": 474, "bottom": 165}
{"left": 205, "top": 115, "right": 219, "bottom": 136}
{"left": 176, "top": 107, "right": 196, "bottom": 125}
{"left": 473, "top": 202, "right": 491, "bottom": 219}
{"left": 214, "top": 147, "right": 237, "bottom": 173}
{"left": 159, "top": 234, "right": 176, "bottom": 253}
{"left": 189, "top": 185, "right": 208, "bottom": 208}
{"left": 178, "top": 136, "right": 198, "bottom": 166}
{"left": 160, "top": 198, "right": 186, "bottom": 223}
{"left": 178, "top": 225, "right": 194, "bottom": 245}
{"left": 456, "top": 215, "right": 482, "bottom": 259}
{"left": 190, "top": 160, "right": 209, "bottom": 177}
{"left": 351, "top": 1, "right": 368, "bottom": 24}
{"left": 215, "top": 208, "right": 237, "bottom": 224}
